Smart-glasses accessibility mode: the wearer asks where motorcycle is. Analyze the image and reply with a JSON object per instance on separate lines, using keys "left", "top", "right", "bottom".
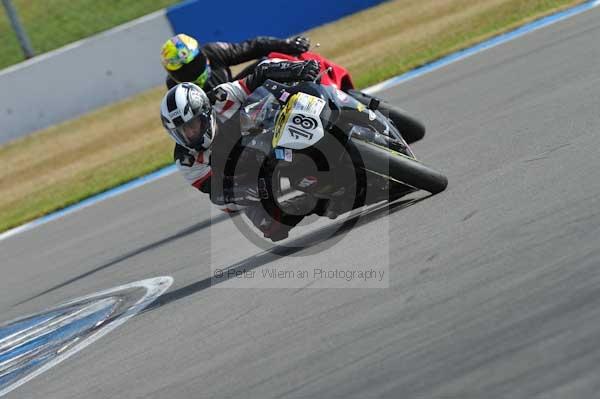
{"left": 225, "top": 77, "right": 448, "bottom": 234}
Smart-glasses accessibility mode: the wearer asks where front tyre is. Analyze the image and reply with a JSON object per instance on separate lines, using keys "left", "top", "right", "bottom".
{"left": 350, "top": 138, "right": 448, "bottom": 194}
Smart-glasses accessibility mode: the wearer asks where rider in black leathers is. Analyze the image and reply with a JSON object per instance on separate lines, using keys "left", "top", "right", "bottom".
{"left": 161, "top": 34, "right": 309, "bottom": 90}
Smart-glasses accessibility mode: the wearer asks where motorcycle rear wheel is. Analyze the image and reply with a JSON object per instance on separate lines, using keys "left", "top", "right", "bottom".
{"left": 347, "top": 90, "right": 426, "bottom": 144}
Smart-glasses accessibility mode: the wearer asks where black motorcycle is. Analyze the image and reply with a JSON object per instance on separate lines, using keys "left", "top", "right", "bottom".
{"left": 227, "top": 79, "right": 448, "bottom": 233}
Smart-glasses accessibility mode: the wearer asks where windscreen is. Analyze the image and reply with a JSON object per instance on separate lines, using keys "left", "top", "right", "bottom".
{"left": 240, "top": 87, "right": 281, "bottom": 135}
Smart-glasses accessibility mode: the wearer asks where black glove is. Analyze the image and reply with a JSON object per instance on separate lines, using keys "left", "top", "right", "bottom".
{"left": 278, "top": 36, "right": 310, "bottom": 54}
{"left": 296, "top": 60, "right": 320, "bottom": 81}
{"left": 245, "top": 60, "right": 321, "bottom": 91}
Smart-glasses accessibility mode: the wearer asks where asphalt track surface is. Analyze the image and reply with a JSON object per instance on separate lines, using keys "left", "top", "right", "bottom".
{"left": 2, "top": 8, "right": 600, "bottom": 398}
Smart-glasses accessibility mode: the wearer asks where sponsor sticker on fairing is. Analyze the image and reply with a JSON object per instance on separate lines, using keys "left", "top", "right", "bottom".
{"left": 284, "top": 149, "right": 293, "bottom": 162}
{"left": 336, "top": 89, "right": 350, "bottom": 102}
{"left": 279, "top": 91, "right": 290, "bottom": 102}
{"left": 294, "top": 92, "right": 326, "bottom": 115}
{"left": 274, "top": 148, "right": 285, "bottom": 160}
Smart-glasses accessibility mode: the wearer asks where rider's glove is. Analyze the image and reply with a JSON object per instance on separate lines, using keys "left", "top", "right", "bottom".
{"left": 296, "top": 60, "right": 320, "bottom": 82}
{"left": 245, "top": 60, "right": 321, "bottom": 91}
{"left": 279, "top": 36, "right": 310, "bottom": 54}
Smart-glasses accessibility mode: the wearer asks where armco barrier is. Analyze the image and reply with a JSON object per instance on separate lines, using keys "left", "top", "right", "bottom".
{"left": 165, "top": 0, "right": 386, "bottom": 43}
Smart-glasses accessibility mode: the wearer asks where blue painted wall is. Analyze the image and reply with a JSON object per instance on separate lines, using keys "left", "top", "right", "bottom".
{"left": 166, "top": 0, "right": 386, "bottom": 43}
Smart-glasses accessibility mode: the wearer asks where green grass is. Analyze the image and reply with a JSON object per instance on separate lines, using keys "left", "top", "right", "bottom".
{"left": 0, "top": 0, "right": 179, "bottom": 69}
{"left": 0, "top": 0, "right": 587, "bottom": 233}
{"left": 5, "top": 140, "right": 173, "bottom": 228}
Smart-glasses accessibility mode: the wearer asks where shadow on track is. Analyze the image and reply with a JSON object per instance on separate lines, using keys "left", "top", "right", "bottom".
{"left": 145, "top": 195, "right": 428, "bottom": 312}
{"left": 19, "top": 194, "right": 429, "bottom": 308}
{"left": 17, "top": 213, "right": 231, "bottom": 305}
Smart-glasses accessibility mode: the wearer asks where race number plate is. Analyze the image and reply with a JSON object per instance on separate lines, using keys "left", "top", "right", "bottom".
{"left": 273, "top": 92, "right": 326, "bottom": 149}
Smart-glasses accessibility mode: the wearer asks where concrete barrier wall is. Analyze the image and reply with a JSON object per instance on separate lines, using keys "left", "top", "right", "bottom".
{"left": 0, "top": 11, "right": 173, "bottom": 144}
{"left": 166, "top": 0, "right": 386, "bottom": 43}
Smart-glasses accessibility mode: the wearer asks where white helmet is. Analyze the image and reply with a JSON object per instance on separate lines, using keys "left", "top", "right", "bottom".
{"left": 160, "top": 82, "right": 215, "bottom": 151}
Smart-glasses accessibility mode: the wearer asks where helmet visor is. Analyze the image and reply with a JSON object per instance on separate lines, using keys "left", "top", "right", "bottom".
{"left": 174, "top": 112, "right": 211, "bottom": 150}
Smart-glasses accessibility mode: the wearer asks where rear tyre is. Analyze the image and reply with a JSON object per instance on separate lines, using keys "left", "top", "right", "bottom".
{"left": 347, "top": 89, "right": 426, "bottom": 144}
{"left": 350, "top": 138, "right": 448, "bottom": 194}
{"left": 383, "top": 104, "right": 425, "bottom": 144}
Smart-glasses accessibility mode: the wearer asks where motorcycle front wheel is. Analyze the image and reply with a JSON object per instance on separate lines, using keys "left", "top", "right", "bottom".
{"left": 350, "top": 138, "right": 448, "bottom": 195}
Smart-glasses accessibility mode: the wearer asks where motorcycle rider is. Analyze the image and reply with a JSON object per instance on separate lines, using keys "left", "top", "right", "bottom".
{"left": 160, "top": 60, "right": 321, "bottom": 241}
{"left": 160, "top": 33, "right": 310, "bottom": 90}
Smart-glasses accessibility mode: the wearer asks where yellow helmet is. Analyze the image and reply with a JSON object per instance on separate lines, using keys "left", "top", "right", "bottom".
{"left": 160, "top": 34, "right": 200, "bottom": 71}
